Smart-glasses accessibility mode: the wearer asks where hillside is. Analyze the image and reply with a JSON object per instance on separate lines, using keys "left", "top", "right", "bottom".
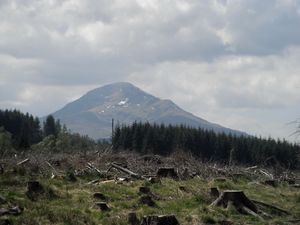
{"left": 50, "top": 82, "right": 246, "bottom": 139}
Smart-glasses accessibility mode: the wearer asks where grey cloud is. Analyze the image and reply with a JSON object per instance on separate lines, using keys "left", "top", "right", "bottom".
{"left": 0, "top": 0, "right": 300, "bottom": 141}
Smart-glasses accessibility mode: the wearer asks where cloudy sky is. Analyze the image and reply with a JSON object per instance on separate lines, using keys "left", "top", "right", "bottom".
{"left": 0, "top": 0, "right": 300, "bottom": 141}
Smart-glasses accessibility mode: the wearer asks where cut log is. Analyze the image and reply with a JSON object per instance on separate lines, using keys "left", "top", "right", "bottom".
{"left": 111, "top": 163, "right": 141, "bottom": 179}
{"left": 140, "top": 215, "right": 179, "bottom": 225}
{"left": 211, "top": 190, "right": 258, "bottom": 213}
{"left": 95, "top": 202, "right": 110, "bottom": 211}
{"left": 156, "top": 168, "right": 178, "bottom": 180}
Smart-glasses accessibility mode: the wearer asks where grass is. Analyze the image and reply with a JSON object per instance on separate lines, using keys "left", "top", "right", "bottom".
{"left": 0, "top": 170, "right": 299, "bottom": 225}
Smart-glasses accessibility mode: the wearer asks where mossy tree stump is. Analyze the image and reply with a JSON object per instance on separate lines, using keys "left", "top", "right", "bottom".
{"left": 211, "top": 190, "right": 258, "bottom": 214}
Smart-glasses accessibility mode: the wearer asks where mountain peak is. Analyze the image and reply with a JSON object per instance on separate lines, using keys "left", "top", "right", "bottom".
{"left": 51, "top": 82, "right": 246, "bottom": 139}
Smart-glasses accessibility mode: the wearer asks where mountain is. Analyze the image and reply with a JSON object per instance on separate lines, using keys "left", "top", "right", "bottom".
{"left": 50, "top": 82, "right": 246, "bottom": 139}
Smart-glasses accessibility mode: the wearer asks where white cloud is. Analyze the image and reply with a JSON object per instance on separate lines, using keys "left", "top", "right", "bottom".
{"left": 0, "top": 0, "right": 299, "bottom": 141}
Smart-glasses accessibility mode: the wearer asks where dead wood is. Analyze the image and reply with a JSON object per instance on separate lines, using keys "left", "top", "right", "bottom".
{"left": 0, "top": 164, "right": 3, "bottom": 174}
{"left": 251, "top": 199, "right": 290, "bottom": 215}
{"left": 93, "top": 193, "right": 106, "bottom": 200}
{"left": 128, "top": 212, "right": 139, "bottom": 225}
{"left": 95, "top": 202, "right": 110, "bottom": 211}
{"left": 16, "top": 158, "right": 29, "bottom": 166}
{"left": 140, "top": 215, "right": 179, "bottom": 225}
{"left": 210, "top": 187, "right": 220, "bottom": 198}
{"left": 156, "top": 167, "right": 178, "bottom": 180}
{"left": 110, "top": 163, "right": 141, "bottom": 179}
{"left": 139, "top": 195, "right": 156, "bottom": 207}
{"left": 87, "top": 162, "right": 104, "bottom": 176}
{"left": 211, "top": 190, "right": 258, "bottom": 213}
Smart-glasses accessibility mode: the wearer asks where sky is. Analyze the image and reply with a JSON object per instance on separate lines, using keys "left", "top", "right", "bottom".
{"left": 0, "top": 0, "right": 300, "bottom": 142}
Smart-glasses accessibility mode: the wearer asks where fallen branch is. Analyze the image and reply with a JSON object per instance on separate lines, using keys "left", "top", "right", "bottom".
{"left": 46, "top": 161, "right": 58, "bottom": 174}
{"left": 110, "top": 163, "right": 141, "bottom": 179}
{"left": 251, "top": 199, "right": 290, "bottom": 215}
{"left": 259, "top": 169, "right": 274, "bottom": 180}
{"left": 16, "top": 158, "right": 29, "bottom": 166}
{"left": 87, "top": 162, "right": 104, "bottom": 176}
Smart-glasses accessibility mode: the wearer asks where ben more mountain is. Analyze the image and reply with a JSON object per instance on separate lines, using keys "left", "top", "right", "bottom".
{"left": 49, "top": 82, "right": 246, "bottom": 139}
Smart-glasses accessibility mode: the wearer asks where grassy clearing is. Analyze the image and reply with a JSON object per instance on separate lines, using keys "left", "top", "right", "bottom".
{"left": 1, "top": 170, "right": 299, "bottom": 225}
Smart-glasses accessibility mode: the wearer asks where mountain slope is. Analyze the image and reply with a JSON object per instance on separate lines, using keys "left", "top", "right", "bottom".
{"left": 50, "top": 82, "right": 246, "bottom": 139}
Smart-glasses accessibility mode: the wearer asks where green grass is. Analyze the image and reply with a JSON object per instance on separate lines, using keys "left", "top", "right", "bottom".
{"left": 0, "top": 171, "right": 299, "bottom": 225}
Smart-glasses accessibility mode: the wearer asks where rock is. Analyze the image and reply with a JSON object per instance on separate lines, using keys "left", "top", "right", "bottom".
{"left": 139, "top": 196, "right": 156, "bottom": 207}
{"left": 140, "top": 215, "right": 179, "bottom": 225}
{"left": 95, "top": 202, "right": 110, "bottom": 211}
{"left": 93, "top": 193, "right": 106, "bottom": 200}
{"left": 210, "top": 187, "right": 220, "bottom": 198}
{"left": 156, "top": 168, "right": 178, "bottom": 180}
{"left": 139, "top": 187, "right": 151, "bottom": 194}
{"left": 128, "top": 212, "right": 139, "bottom": 225}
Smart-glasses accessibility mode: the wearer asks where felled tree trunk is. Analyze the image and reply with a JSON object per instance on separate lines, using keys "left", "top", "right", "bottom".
{"left": 140, "top": 215, "right": 179, "bottom": 225}
{"left": 211, "top": 190, "right": 258, "bottom": 214}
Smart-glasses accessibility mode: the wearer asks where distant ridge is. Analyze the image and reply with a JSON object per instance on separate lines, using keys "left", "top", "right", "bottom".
{"left": 49, "top": 82, "right": 247, "bottom": 139}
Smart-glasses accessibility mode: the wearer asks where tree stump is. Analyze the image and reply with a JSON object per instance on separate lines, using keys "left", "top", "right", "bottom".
{"left": 140, "top": 215, "right": 179, "bottom": 225}
{"left": 27, "top": 181, "right": 44, "bottom": 193}
{"left": 95, "top": 202, "right": 110, "bottom": 211}
{"left": 211, "top": 190, "right": 258, "bottom": 213}
{"left": 128, "top": 212, "right": 139, "bottom": 225}
{"left": 156, "top": 168, "right": 178, "bottom": 180}
{"left": 93, "top": 193, "right": 106, "bottom": 200}
{"left": 210, "top": 187, "right": 220, "bottom": 198}
{"left": 0, "top": 195, "right": 6, "bottom": 205}
{"left": 26, "top": 181, "right": 44, "bottom": 200}
{"left": 139, "top": 196, "right": 156, "bottom": 207}
{"left": 263, "top": 180, "right": 278, "bottom": 187}
{"left": 0, "top": 164, "right": 3, "bottom": 174}
{"left": 139, "top": 186, "right": 151, "bottom": 194}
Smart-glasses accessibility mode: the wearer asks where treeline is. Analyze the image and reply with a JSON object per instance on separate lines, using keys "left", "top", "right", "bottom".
{"left": 0, "top": 109, "right": 103, "bottom": 156}
{"left": 112, "top": 122, "right": 300, "bottom": 169}
{"left": 0, "top": 109, "right": 42, "bottom": 148}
